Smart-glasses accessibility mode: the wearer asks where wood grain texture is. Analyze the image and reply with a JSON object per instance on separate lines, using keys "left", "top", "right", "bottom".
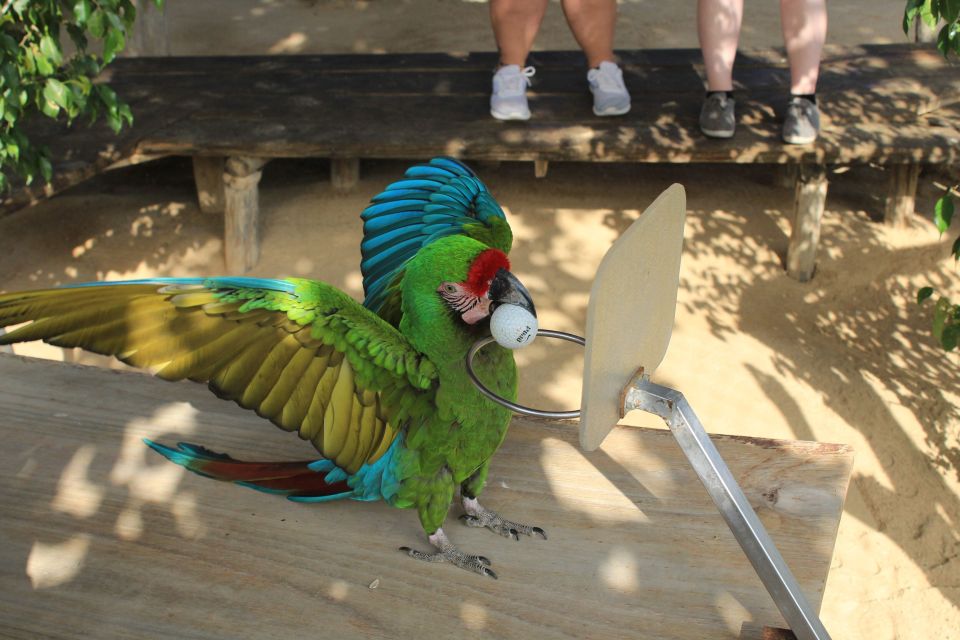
{"left": 883, "top": 163, "right": 921, "bottom": 227}
{"left": 3, "top": 44, "right": 958, "bottom": 217}
{"left": 0, "top": 354, "right": 852, "bottom": 639}
{"left": 787, "top": 165, "right": 829, "bottom": 282}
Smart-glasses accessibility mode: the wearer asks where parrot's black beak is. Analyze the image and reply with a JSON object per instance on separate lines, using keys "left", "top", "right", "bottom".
{"left": 488, "top": 269, "right": 537, "bottom": 318}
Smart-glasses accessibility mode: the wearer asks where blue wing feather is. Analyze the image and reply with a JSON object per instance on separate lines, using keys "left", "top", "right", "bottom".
{"left": 360, "top": 157, "right": 510, "bottom": 316}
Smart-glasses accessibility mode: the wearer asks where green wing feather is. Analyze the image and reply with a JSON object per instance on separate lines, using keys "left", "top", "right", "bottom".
{"left": 0, "top": 279, "right": 438, "bottom": 473}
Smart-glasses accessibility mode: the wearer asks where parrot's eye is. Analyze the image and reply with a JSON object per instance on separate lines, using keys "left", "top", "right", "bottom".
{"left": 442, "top": 283, "right": 458, "bottom": 294}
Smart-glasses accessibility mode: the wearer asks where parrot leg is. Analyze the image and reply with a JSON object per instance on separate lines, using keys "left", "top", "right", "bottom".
{"left": 459, "top": 496, "right": 548, "bottom": 541}
{"left": 400, "top": 528, "right": 498, "bottom": 579}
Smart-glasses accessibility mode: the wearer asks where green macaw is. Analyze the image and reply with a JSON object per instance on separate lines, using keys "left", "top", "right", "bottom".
{"left": 0, "top": 157, "right": 544, "bottom": 578}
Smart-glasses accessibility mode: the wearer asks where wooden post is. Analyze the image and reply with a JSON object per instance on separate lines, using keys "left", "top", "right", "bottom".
{"left": 223, "top": 156, "right": 268, "bottom": 274}
{"left": 775, "top": 163, "right": 799, "bottom": 189}
{"left": 127, "top": 0, "right": 169, "bottom": 56}
{"left": 883, "top": 163, "right": 920, "bottom": 228}
{"left": 331, "top": 158, "right": 359, "bottom": 193}
{"left": 786, "top": 164, "right": 828, "bottom": 282}
{"left": 534, "top": 158, "right": 549, "bottom": 178}
{"left": 192, "top": 156, "right": 225, "bottom": 213}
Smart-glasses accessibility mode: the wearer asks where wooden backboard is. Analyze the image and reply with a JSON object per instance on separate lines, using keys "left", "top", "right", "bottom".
{"left": 579, "top": 184, "right": 686, "bottom": 451}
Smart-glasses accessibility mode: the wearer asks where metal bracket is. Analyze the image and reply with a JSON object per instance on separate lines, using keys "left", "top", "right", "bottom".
{"left": 622, "top": 377, "right": 832, "bottom": 640}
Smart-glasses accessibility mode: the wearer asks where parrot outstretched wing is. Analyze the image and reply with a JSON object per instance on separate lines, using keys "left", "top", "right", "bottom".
{"left": 361, "top": 157, "right": 513, "bottom": 325}
{"left": 0, "top": 277, "right": 437, "bottom": 476}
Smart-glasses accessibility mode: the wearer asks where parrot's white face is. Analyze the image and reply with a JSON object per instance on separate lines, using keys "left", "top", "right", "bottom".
{"left": 436, "top": 248, "right": 538, "bottom": 348}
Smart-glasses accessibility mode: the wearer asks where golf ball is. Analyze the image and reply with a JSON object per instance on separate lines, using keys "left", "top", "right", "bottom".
{"left": 490, "top": 304, "right": 538, "bottom": 349}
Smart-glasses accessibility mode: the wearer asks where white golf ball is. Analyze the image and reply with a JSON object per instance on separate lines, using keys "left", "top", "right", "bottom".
{"left": 490, "top": 304, "right": 538, "bottom": 349}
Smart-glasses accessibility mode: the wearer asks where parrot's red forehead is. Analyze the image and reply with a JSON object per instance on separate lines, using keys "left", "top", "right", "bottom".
{"left": 464, "top": 249, "right": 510, "bottom": 296}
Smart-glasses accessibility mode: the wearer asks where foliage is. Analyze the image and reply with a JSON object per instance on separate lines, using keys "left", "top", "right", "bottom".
{"left": 903, "top": 0, "right": 960, "bottom": 57}
{"left": 903, "top": 1, "right": 960, "bottom": 351}
{"left": 916, "top": 189, "right": 960, "bottom": 351}
{"left": 0, "top": 0, "right": 163, "bottom": 192}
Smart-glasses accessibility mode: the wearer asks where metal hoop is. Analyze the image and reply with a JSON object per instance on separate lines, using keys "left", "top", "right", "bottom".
{"left": 465, "top": 329, "right": 586, "bottom": 420}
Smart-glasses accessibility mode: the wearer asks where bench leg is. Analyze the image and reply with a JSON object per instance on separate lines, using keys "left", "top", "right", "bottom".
{"left": 331, "top": 158, "right": 359, "bottom": 193}
{"left": 786, "top": 164, "right": 828, "bottom": 282}
{"left": 192, "top": 156, "right": 226, "bottom": 213}
{"left": 223, "top": 156, "right": 268, "bottom": 273}
{"left": 883, "top": 163, "right": 920, "bottom": 228}
{"left": 534, "top": 158, "right": 549, "bottom": 179}
{"left": 775, "top": 163, "right": 799, "bottom": 189}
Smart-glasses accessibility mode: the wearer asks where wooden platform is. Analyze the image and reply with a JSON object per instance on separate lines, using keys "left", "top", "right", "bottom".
{"left": 0, "top": 353, "right": 853, "bottom": 639}
{"left": 2, "top": 44, "right": 957, "bottom": 279}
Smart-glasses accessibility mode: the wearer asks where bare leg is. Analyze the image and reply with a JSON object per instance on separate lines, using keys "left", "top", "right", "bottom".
{"left": 560, "top": 0, "right": 618, "bottom": 68}
{"left": 780, "top": 0, "right": 827, "bottom": 94}
{"left": 490, "top": 0, "right": 549, "bottom": 67}
{"left": 697, "top": 0, "right": 744, "bottom": 92}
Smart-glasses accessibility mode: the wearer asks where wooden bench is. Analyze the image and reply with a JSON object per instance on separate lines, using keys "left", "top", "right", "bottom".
{"left": 3, "top": 44, "right": 958, "bottom": 280}
{"left": 0, "top": 353, "right": 853, "bottom": 638}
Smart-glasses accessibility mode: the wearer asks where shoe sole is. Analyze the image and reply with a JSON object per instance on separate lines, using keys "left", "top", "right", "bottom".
{"left": 491, "top": 109, "right": 531, "bottom": 121}
{"left": 701, "top": 127, "right": 735, "bottom": 139}
{"left": 593, "top": 105, "right": 631, "bottom": 117}
{"left": 782, "top": 133, "right": 817, "bottom": 145}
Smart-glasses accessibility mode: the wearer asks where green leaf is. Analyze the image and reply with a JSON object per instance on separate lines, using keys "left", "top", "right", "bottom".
{"left": 904, "top": 0, "right": 925, "bottom": 34}
{"left": 921, "top": 0, "right": 941, "bottom": 27}
{"left": 943, "top": 322, "right": 960, "bottom": 351}
{"left": 952, "top": 233, "right": 960, "bottom": 259}
{"left": 933, "top": 297, "right": 949, "bottom": 341}
{"left": 943, "top": 0, "right": 960, "bottom": 22}
{"left": 39, "top": 34, "right": 63, "bottom": 68}
{"left": 73, "top": 0, "right": 92, "bottom": 24}
{"left": 43, "top": 78, "right": 70, "bottom": 111}
{"left": 32, "top": 47, "right": 54, "bottom": 76}
{"left": 934, "top": 193, "right": 955, "bottom": 234}
{"left": 87, "top": 9, "right": 106, "bottom": 38}
{"left": 102, "top": 27, "right": 125, "bottom": 64}
{"left": 937, "top": 22, "right": 953, "bottom": 56}
{"left": 918, "top": 286, "right": 935, "bottom": 303}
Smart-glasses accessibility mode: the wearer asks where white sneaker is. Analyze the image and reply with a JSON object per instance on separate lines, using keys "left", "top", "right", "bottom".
{"left": 587, "top": 61, "right": 631, "bottom": 116}
{"left": 490, "top": 65, "right": 535, "bottom": 121}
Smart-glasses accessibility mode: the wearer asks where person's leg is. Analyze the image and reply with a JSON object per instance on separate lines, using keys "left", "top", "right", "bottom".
{"left": 697, "top": 0, "right": 744, "bottom": 92}
{"left": 490, "top": 0, "right": 549, "bottom": 67}
{"left": 559, "top": 0, "right": 617, "bottom": 68}
{"left": 780, "top": 0, "right": 827, "bottom": 95}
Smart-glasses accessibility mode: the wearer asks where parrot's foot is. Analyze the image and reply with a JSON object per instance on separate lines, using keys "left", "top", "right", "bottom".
{"left": 400, "top": 528, "right": 497, "bottom": 579}
{"left": 459, "top": 496, "right": 548, "bottom": 541}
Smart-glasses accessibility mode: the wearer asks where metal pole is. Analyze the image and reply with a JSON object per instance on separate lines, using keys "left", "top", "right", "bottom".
{"left": 622, "top": 379, "right": 832, "bottom": 640}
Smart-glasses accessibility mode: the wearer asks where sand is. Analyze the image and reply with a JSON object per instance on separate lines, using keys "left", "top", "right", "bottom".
{"left": 2, "top": 1, "right": 959, "bottom": 638}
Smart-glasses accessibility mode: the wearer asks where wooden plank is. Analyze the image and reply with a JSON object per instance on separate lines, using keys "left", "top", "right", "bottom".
{"left": 787, "top": 164, "right": 829, "bottom": 282}
{"left": 883, "top": 163, "right": 921, "bottom": 227}
{"left": 0, "top": 353, "right": 853, "bottom": 639}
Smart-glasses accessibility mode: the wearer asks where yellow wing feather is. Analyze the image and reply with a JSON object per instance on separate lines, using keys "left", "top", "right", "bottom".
{"left": 0, "top": 282, "right": 436, "bottom": 474}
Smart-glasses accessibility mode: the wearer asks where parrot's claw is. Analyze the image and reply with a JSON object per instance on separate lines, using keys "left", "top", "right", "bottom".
{"left": 460, "top": 496, "right": 548, "bottom": 540}
{"left": 400, "top": 528, "right": 498, "bottom": 579}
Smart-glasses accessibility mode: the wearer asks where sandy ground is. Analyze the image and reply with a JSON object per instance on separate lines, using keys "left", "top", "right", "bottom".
{"left": 2, "top": 1, "right": 960, "bottom": 638}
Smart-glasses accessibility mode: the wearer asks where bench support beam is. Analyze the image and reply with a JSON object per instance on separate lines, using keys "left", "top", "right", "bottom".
{"left": 224, "top": 156, "right": 267, "bottom": 273}
{"left": 883, "top": 163, "right": 920, "bottom": 228}
{"left": 787, "top": 164, "right": 828, "bottom": 282}
{"left": 192, "top": 156, "right": 226, "bottom": 213}
{"left": 331, "top": 158, "right": 360, "bottom": 193}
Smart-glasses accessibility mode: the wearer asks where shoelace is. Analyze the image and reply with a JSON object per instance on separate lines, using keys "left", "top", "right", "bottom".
{"left": 499, "top": 66, "right": 535, "bottom": 94}
{"left": 590, "top": 65, "right": 625, "bottom": 92}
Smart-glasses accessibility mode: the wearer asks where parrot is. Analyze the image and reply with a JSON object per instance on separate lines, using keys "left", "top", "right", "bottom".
{"left": 0, "top": 157, "right": 544, "bottom": 579}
